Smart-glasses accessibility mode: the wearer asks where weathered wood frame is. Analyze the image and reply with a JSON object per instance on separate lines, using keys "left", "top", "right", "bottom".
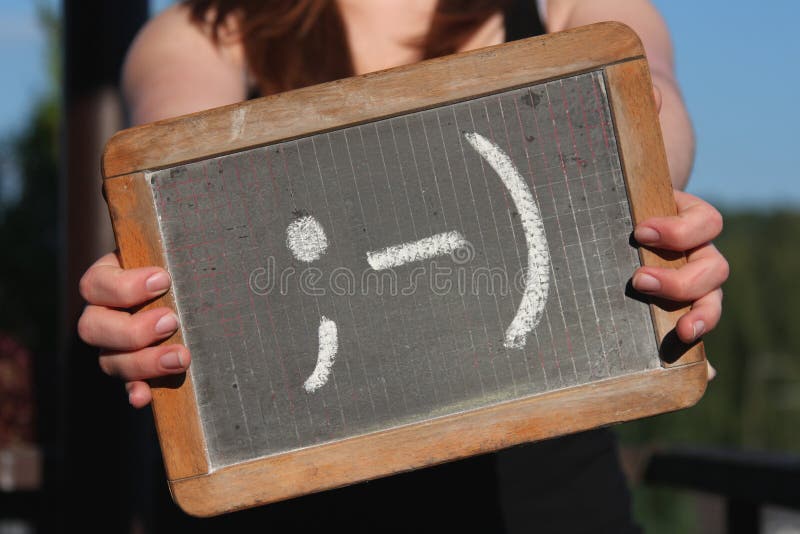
{"left": 103, "top": 22, "right": 706, "bottom": 517}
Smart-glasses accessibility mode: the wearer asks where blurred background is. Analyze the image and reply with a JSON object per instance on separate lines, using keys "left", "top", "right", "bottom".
{"left": 0, "top": 1, "right": 797, "bottom": 532}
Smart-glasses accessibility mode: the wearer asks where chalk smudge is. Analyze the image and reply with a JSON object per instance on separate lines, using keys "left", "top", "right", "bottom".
{"left": 230, "top": 107, "right": 247, "bottom": 140}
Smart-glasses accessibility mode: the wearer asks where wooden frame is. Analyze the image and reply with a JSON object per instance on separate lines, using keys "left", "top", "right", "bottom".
{"left": 103, "top": 22, "right": 706, "bottom": 517}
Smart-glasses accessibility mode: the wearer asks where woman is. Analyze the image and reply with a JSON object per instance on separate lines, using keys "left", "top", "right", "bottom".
{"left": 78, "top": 1, "right": 728, "bottom": 531}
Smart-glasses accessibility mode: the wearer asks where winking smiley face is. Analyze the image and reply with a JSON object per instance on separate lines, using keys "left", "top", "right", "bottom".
{"left": 287, "top": 132, "right": 551, "bottom": 393}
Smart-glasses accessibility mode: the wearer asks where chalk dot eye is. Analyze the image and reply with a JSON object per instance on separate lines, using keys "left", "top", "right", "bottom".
{"left": 286, "top": 215, "right": 328, "bottom": 263}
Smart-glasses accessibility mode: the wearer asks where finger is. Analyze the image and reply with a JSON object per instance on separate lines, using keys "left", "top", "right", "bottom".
{"left": 707, "top": 361, "right": 717, "bottom": 381}
{"left": 675, "top": 287, "right": 724, "bottom": 344}
{"left": 632, "top": 248, "right": 729, "bottom": 303}
{"left": 633, "top": 190, "right": 723, "bottom": 251}
{"left": 79, "top": 252, "right": 171, "bottom": 308}
{"left": 125, "top": 381, "right": 153, "bottom": 408}
{"left": 653, "top": 85, "right": 662, "bottom": 113}
{"left": 99, "top": 344, "right": 191, "bottom": 382}
{"left": 78, "top": 305, "right": 179, "bottom": 351}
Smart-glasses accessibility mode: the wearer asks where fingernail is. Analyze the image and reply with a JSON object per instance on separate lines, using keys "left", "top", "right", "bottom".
{"left": 634, "top": 227, "right": 660, "bottom": 244}
{"left": 160, "top": 351, "right": 185, "bottom": 370}
{"left": 154, "top": 313, "right": 179, "bottom": 335}
{"left": 633, "top": 273, "right": 661, "bottom": 292}
{"left": 707, "top": 361, "right": 717, "bottom": 380}
{"left": 146, "top": 271, "right": 171, "bottom": 293}
{"left": 692, "top": 320, "right": 706, "bottom": 340}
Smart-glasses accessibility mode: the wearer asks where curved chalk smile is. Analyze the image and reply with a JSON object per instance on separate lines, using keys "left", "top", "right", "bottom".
{"left": 464, "top": 132, "right": 551, "bottom": 350}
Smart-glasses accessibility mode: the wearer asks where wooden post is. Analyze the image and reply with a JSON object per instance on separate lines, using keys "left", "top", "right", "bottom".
{"left": 53, "top": 1, "right": 148, "bottom": 532}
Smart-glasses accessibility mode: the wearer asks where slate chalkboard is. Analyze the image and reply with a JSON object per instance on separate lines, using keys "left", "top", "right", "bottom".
{"left": 102, "top": 23, "right": 707, "bottom": 516}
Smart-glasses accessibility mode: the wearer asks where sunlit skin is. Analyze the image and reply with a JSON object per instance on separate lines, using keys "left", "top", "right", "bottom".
{"left": 77, "top": 0, "right": 728, "bottom": 407}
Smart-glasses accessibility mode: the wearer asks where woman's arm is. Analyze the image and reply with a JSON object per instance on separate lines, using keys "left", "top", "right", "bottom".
{"left": 123, "top": 3, "right": 248, "bottom": 124}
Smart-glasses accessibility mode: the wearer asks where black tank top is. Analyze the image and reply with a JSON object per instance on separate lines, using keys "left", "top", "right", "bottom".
{"left": 505, "top": 0, "right": 546, "bottom": 42}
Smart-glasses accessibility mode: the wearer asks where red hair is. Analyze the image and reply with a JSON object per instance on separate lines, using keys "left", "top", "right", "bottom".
{"left": 186, "top": 0, "right": 508, "bottom": 96}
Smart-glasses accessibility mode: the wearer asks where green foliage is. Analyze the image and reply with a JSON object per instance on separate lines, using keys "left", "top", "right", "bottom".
{"left": 0, "top": 100, "right": 59, "bottom": 355}
{"left": 37, "top": 1, "right": 61, "bottom": 95}
{"left": 632, "top": 487, "right": 698, "bottom": 534}
{"left": 0, "top": 2, "right": 60, "bottom": 355}
{"left": 618, "top": 208, "right": 800, "bottom": 531}
{"left": 617, "top": 209, "right": 800, "bottom": 452}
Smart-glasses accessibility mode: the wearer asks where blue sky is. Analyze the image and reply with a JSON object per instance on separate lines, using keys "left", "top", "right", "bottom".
{"left": 0, "top": 1, "right": 50, "bottom": 135}
{"left": 652, "top": 0, "right": 800, "bottom": 208}
{"left": 1, "top": 0, "right": 798, "bottom": 209}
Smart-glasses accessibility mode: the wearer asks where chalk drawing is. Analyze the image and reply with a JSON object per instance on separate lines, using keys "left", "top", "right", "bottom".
{"left": 286, "top": 215, "right": 329, "bottom": 263}
{"left": 303, "top": 316, "right": 339, "bottom": 393}
{"left": 366, "top": 231, "right": 469, "bottom": 270}
{"left": 464, "top": 132, "right": 550, "bottom": 349}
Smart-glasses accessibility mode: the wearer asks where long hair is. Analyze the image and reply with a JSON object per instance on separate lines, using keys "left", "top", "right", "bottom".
{"left": 185, "top": 0, "right": 508, "bottom": 96}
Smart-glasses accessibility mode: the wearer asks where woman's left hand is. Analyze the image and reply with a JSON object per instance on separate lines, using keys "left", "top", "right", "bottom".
{"left": 631, "top": 190, "right": 728, "bottom": 375}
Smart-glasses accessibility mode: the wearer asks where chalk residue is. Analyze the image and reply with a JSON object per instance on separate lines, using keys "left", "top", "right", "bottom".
{"left": 366, "top": 231, "right": 468, "bottom": 270}
{"left": 286, "top": 215, "right": 329, "bottom": 263}
{"left": 304, "top": 316, "right": 338, "bottom": 393}
{"left": 230, "top": 107, "right": 247, "bottom": 140}
{"left": 464, "top": 132, "right": 551, "bottom": 349}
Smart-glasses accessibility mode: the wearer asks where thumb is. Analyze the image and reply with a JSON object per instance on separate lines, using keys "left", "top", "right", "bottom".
{"left": 653, "top": 84, "right": 663, "bottom": 113}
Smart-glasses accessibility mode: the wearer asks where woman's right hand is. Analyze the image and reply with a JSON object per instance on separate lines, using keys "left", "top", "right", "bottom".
{"left": 77, "top": 252, "right": 191, "bottom": 408}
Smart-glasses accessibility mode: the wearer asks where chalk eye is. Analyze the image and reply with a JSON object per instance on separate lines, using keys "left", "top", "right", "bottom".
{"left": 286, "top": 215, "right": 329, "bottom": 263}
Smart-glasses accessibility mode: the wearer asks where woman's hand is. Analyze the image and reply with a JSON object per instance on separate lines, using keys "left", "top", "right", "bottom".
{"left": 77, "top": 252, "right": 191, "bottom": 408}
{"left": 632, "top": 191, "right": 728, "bottom": 377}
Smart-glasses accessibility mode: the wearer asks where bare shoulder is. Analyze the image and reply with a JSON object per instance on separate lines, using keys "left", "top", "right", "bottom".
{"left": 545, "top": 0, "right": 672, "bottom": 71}
{"left": 123, "top": 3, "right": 248, "bottom": 124}
{"left": 545, "top": 0, "right": 669, "bottom": 37}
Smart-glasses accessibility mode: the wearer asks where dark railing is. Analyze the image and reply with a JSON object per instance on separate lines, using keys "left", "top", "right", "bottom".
{"left": 644, "top": 447, "right": 800, "bottom": 533}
